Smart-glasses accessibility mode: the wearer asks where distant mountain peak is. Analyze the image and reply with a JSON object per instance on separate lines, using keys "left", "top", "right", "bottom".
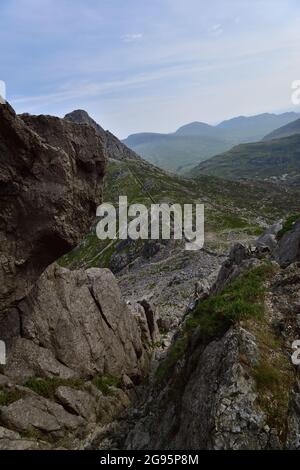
{"left": 175, "top": 121, "right": 215, "bottom": 136}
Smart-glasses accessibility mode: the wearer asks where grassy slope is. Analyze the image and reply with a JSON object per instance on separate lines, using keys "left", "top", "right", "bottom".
{"left": 60, "top": 156, "right": 300, "bottom": 270}
{"left": 263, "top": 118, "right": 300, "bottom": 141}
{"left": 191, "top": 134, "right": 300, "bottom": 181}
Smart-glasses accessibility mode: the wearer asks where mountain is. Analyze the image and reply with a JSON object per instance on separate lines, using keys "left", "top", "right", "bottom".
{"left": 191, "top": 133, "right": 300, "bottom": 183}
{"left": 2, "top": 104, "right": 300, "bottom": 450}
{"left": 216, "top": 112, "right": 300, "bottom": 141}
{"left": 60, "top": 111, "right": 300, "bottom": 276}
{"left": 174, "top": 121, "right": 217, "bottom": 137}
{"left": 65, "top": 109, "right": 141, "bottom": 162}
{"left": 123, "top": 112, "right": 300, "bottom": 174}
{"left": 123, "top": 133, "right": 233, "bottom": 173}
{"left": 263, "top": 117, "right": 300, "bottom": 141}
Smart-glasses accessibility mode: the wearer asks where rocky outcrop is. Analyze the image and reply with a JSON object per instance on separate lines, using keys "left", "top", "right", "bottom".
{"left": 255, "top": 222, "right": 282, "bottom": 252}
{"left": 0, "top": 263, "right": 156, "bottom": 449}
{"left": 0, "top": 105, "right": 158, "bottom": 450}
{"left": 2, "top": 263, "right": 151, "bottom": 381}
{"left": 64, "top": 110, "right": 141, "bottom": 162}
{"left": 275, "top": 219, "right": 300, "bottom": 267}
{"left": 124, "top": 236, "right": 300, "bottom": 450}
{"left": 0, "top": 104, "right": 106, "bottom": 312}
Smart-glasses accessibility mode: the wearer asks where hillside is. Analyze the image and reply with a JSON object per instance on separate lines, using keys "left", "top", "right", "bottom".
{"left": 263, "top": 117, "right": 300, "bottom": 141}
{"left": 216, "top": 112, "right": 300, "bottom": 141}
{"left": 123, "top": 112, "right": 300, "bottom": 174}
{"left": 60, "top": 112, "right": 300, "bottom": 272}
{"left": 191, "top": 133, "right": 300, "bottom": 183}
{"left": 123, "top": 132, "right": 232, "bottom": 173}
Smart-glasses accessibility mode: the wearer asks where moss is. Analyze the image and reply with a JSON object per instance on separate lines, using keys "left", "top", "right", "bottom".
{"left": 92, "top": 375, "right": 121, "bottom": 396}
{"left": 155, "top": 263, "right": 276, "bottom": 385}
{"left": 24, "top": 377, "right": 84, "bottom": 399}
{"left": 246, "top": 314, "right": 295, "bottom": 440}
{"left": 252, "top": 361, "right": 282, "bottom": 389}
{"left": 252, "top": 356, "right": 293, "bottom": 439}
{"left": 277, "top": 213, "right": 300, "bottom": 240}
{"left": 0, "top": 388, "right": 25, "bottom": 406}
{"left": 20, "top": 427, "right": 44, "bottom": 441}
{"left": 155, "top": 337, "right": 188, "bottom": 383}
{"left": 186, "top": 263, "right": 276, "bottom": 340}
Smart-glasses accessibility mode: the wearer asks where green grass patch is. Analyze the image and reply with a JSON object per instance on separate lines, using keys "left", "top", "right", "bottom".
{"left": 252, "top": 361, "right": 282, "bottom": 390}
{"left": 155, "top": 263, "right": 276, "bottom": 384}
{"left": 92, "top": 375, "right": 121, "bottom": 396}
{"left": 0, "top": 388, "right": 25, "bottom": 406}
{"left": 277, "top": 213, "right": 300, "bottom": 240}
{"left": 155, "top": 337, "right": 188, "bottom": 383}
{"left": 186, "top": 263, "right": 276, "bottom": 340}
{"left": 252, "top": 355, "right": 293, "bottom": 439}
{"left": 24, "top": 377, "right": 84, "bottom": 399}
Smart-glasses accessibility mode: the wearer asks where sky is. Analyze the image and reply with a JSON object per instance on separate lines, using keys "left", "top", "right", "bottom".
{"left": 1, "top": 0, "right": 300, "bottom": 138}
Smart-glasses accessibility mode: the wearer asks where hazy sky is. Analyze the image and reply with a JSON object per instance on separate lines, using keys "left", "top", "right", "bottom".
{"left": 1, "top": 0, "right": 300, "bottom": 137}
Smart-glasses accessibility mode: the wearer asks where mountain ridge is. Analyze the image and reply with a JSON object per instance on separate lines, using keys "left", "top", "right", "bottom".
{"left": 123, "top": 112, "right": 300, "bottom": 173}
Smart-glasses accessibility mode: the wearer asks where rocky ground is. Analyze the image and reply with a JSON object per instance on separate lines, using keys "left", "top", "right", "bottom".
{"left": 120, "top": 219, "right": 300, "bottom": 450}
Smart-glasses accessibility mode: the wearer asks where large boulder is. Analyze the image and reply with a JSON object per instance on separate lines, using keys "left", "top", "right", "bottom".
{"left": 3, "top": 264, "right": 152, "bottom": 381}
{"left": 255, "top": 222, "right": 282, "bottom": 252}
{"left": 275, "top": 219, "right": 300, "bottom": 267}
{"left": 0, "top": 104, "right": 106, "bottom": 312}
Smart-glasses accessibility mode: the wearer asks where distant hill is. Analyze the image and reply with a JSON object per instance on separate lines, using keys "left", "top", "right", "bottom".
{"left": 123, "top": 132, "right": 232, "bottom": 173}
{"left": 191, "top": 133, "right": 300, "bottom": 184}
{"left": 59, "top": 111, "right": 300, "bottom": 273}
{"left": 263, "top": 117, "right": 300, "bottom": 141}
{"left": 123, "top": 112, "right": 300, "bottom": 173}
{"left": 174, "top": 121, "right": 217, "bottom": 137}
{"left": 216, "top": 112, "right": 300, "bottom": 142}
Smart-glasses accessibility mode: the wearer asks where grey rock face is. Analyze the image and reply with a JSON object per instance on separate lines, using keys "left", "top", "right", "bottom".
{"left": 55, "top": 386, "right": 97, "bottom": 422}
{"left": 0, "top": 104, "right": 106, "bottom": 312}
{"left": 3, "top": 263, "right": 152, "bottom": 381}
{"left": 1, "top": 395, "right": 84, "bottom": 435}
{"left": 126, "top": 327, "right": 267, "bottom": 450}
{"left": 124, "top": 242, "right": 300, "bottom": 451}
{"left": 275, "top": 219, "right": 300, "bottom": 267}
{"left": 64, "top": 110, "right": 141, "bottom": 162}
{"left": 256, "top": 222, "right": 282, "bottom": 252}
{"left": 0, "top": 262, "right": 156, "bottom": 449}
{"left": 0, "top": 426, "right": 44, "bottom": 450}
{"left": 211, "top": 243, "right": 255, "bottom": 294}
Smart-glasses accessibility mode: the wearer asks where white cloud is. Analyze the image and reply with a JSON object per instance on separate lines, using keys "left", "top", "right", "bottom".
{"left": 209, "top": 24, "right": 223, "bottom": 36}
{"left": 122, "top": 33, "right": 143, "bottom": 43}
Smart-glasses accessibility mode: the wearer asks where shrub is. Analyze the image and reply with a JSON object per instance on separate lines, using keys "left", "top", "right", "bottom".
{"left": 24, "top": 377, "right": 84, "bottom": 399}
{"left": 277, "top": 213, "right": 300, "bottom": 240}
{"left": 92, "top": 375, "right": 121, "bottom": 396}
{"left": 0, "top": 389, "right": 25, "bottom": 406}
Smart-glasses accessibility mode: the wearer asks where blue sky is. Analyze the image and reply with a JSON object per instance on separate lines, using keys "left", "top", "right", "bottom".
{"left": 1, "top": 0, "right": 300, "bottom": 137}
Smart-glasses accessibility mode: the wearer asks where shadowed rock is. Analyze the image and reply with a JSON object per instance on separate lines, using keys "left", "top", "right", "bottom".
{"left": 0, "top": 104, "right": 106, "bottom": 311}
{"left": 64, "top": 109, "right": 141, "bottom": 161}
